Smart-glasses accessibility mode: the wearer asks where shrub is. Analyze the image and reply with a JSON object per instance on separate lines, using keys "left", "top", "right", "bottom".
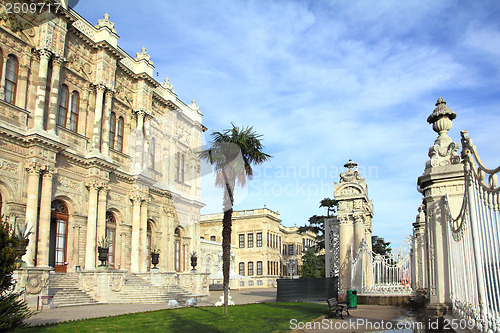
{"left": 0, "top": 218, "right": 32, "bottom": 331}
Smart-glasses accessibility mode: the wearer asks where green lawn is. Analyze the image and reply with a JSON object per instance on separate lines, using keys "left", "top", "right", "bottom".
{"left": 20, "top": 302, "right": 328, "bottom": 333}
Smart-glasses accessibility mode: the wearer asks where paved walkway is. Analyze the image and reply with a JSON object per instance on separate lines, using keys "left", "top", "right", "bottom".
{"left": 27, "top": 288, "right": 277, "bottom": 326}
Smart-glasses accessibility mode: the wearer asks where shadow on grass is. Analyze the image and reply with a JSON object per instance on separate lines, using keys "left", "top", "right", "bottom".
{"left": 260, "top": 302, "right": 328, "bottom": 315}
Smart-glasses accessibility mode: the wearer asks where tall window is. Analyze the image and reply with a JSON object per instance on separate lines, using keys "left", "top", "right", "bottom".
{"left": 109, "top": 112, "right": 116, "bottom": 149}
{"left": 0, "top": 192, "right": 3, "bottom": 216}
{"left": 257, "top": 261, "right": 263, "bottom": 275}
{"left": 4, "top": 55, "right": 18, "bottom": 104}
{"left": 239, "top": 262, "right": 245, "bottom": 276}
{"left": 176, "top": 152, "right": 185, "bottom": 182}
{"left": 57, "top": 85, "right": 69, "bottom": 126}
{"left": 257, "top": 232, "right": 262, "bottom": 247}
{"left": 116, "top": 116, "right": 124, "bottom": 152}
{"left": 247, "top": 233, "right": 253, "bottom": 248}
{"left": 248, "top": 262, "right": 254, "bottom": 276}
{"left": 105, "top": 212, "right": 116, "bottom": 267}
{"left": 288, "top": 244, "right": 294, "bottom": 255}
{"left": 149, "top": 138, "right": 155, "bottom": 170}
{"left": 239, "top": 234, "right": 245, "bottom": 248}
{"left": 267, "top": 232, "right": 269, "bottom": 247}
{"left": 69, "top": 91, "right": 79, "bottom": 131}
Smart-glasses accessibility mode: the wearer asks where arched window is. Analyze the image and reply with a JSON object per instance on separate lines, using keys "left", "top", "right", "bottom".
{"left": 116, "top": 116, "right": 124, "bottom": 152}
{"left": 149, "top": 138, "right": 155, "bottom": 170}
{"left": 69, "top": 91, "right": 79, "bottom": 132}
{"left": 105, "top": 212, "right": 116, "bottom": 267}
{"left": 239, "top": 262, "right": 245, "bottom": 276}
{"left": 109, "top": 112, "right": 116, "bottom": 150}
{"left": 57, "top": 85, "right": 69, "bottom": 127}
{"left": 4, "top": 55, "right": 18, "bottom": 104}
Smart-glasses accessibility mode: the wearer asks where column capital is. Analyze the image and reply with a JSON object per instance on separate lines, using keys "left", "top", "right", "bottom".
{"left": 51, "top": 55, "right": 65, "bottom": 67}
{"left": 353, "top": 214, "right": 364, "bottom": 223}
{"left": 86, "top": 180, "right": 101, "bottom": 191}
{"left": 41, "top": 166, "right": 58, "bottom": 178}
{"left": 105, "top": 89, "right": 115, "bottom": 100}
{"left": 92, "top": 82, "right": 107, "bottom": 93}
{"left": 26, "top": 162, "right": 42, "bottom": 175}
{"left": 99, "top": 184, "right": 108, "bottom": 193}
{"left": 130, "top": 195, "right": 145, "bottom": 204}
{"left": 37, "top": 48, "right": 52, "bottom": 60}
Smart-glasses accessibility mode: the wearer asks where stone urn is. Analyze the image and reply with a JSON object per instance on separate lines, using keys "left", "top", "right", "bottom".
{"left": 151, "top": 252, "right": 160, "bottom": 269}
{"left": 190, "top": 254, "right": 197, "bottom": 271}
{"left": 97, "top": 247, "right": 109, "bottom": 266}
{"left": 15, "top": 238, "right": 29, "bottom": 266}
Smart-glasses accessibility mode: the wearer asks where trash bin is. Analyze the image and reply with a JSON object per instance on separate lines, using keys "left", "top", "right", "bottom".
{"left": 347, "top": 289, "right": 357, "bottom": 308}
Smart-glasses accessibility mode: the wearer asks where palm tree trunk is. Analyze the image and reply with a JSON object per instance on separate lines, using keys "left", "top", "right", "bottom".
{"left": 222, "top": 207, "right": 232, "bottom": 316}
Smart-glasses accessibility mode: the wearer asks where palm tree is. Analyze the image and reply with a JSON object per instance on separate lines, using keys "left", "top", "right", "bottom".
{"left": 201, "top": 123, "right": 271, "bottom": 315}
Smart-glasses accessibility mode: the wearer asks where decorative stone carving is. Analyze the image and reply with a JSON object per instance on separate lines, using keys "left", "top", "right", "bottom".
{"left": 96, "top": 13, "right": 117, "bottom": 33}
{"left": 135, "top": 46, "right": 153, "bottom": 65}
{"left": 54, "top": 175, "right": 81, "bottom": 191}
{"left": 25, "top": 274, "right": 44, "bottom": 294}
{"left": 110, "top": 274, "right": 124, "bottom": 292}
{"left": 425, "top": 98, "right": 461, "bottom": 170}
{"left": 82, "top": 276, "right": 95, "bottom": 292}
{"left": 0, "top": 158, "right": 18, "bottom": 173}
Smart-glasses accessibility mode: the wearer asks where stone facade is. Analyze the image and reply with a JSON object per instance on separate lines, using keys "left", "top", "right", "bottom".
{"left": 0, "top": 1, "right": 207, "bottom": 305}
{"left": 200, "top": 206, "right": 316, "bottom": 288}
{"left": 334, "top": 160, "right": 374, "bottom": 291}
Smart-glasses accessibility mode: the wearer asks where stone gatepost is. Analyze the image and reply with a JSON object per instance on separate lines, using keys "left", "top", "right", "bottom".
{"left": 416, "top": 97, "right": 464, "bottom": 316}
{"left": 334, "top": 160, "right": 374, "bottom": 292}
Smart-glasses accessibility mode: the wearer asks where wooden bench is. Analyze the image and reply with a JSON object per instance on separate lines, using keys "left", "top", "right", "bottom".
{"left": 327, "top": 298, "right": 350, "bottom": 319}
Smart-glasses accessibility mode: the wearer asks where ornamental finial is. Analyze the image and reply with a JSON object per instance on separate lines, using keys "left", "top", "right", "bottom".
{"left": 96, "top": 13, "right": 117, "bottom": 34}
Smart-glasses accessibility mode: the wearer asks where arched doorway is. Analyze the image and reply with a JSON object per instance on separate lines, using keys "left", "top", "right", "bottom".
{"left": 106, "top": 212, "right": 116, "bottom": 268}
{"left": 50, "top": 200, "right": 69, "bottom": 273}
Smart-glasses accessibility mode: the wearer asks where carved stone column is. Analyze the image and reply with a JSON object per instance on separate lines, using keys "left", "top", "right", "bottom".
{"left": 0, "top": 54, "right": 8, "bottom": 100}
{"left": 353, "top": 214, "right": 365, "bottom": 256}
{"left": 23, "top": 162, "right": 42, "bottom": 266}
{"left": 139, "top": 199, "right": 148, "bottom": 272}
{"left": 37, "top": 166, "right": 57, "bottom": 267}
{"left": 34, "top": 49, "right": 52, "bottom": 129}
{"left": 85, "top": 182, "right": 100, "bottom": 269}
{"left": 101, "top": 90, "right": 114, "bottom": 155}
{"left": 120, "top": 232, "right": 126, "bottom": 270}
{"left": 130, "top": 196, "right": 142, "bottom": 272}
{"left": 47, "top": 56, "right": 64, "bottom": 134}
{"left": 338, "top": 215, "right": 353, "bottom": 291}
{"left": 96, "top": 185, "right": 108, "bottom": 251}
{"left": 91, "top": 84, "right": 106, "bottom": 151}
{"left": 73, "top": 225, "right": 81, "bottom": 268}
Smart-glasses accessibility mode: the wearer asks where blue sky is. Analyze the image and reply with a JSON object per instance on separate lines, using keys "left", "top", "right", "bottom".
{"left": 76, "top": 0, "right": 500, "bottom": 247}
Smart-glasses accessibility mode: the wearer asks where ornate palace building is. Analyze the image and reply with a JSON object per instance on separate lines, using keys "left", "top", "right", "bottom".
{"left": 0, "top": 1, "right": 207, "bottom": 306}
{"left": 200, "top": 206, "right": 316, "bottom": 288}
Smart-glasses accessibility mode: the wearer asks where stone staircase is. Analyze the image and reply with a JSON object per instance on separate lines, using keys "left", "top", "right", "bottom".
{"left": 47, "top": 272, "right": 195, "bottom": 307}
{"left": 48, "top": 273, "right": 99, "bottom": 307}
{"left": 108, "top": 273, "right": 193, "bottom": 304}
